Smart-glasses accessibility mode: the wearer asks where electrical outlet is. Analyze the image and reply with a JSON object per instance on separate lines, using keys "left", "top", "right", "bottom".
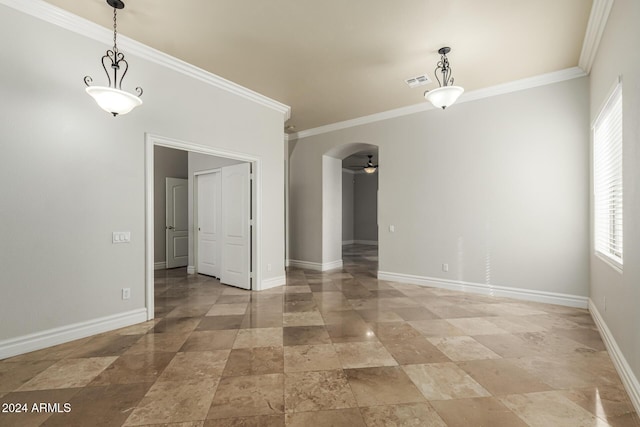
{"left": 122, "top": 288, "right": 131, "bottom": 300}
{"left": 389, "top": 225, "right": 395, "bottom": 233}
{"left": 442, "top": 263, "right": 449, "bottom": 272}
{"left": 267, "top": 263, "right": 272, "bottom": 272}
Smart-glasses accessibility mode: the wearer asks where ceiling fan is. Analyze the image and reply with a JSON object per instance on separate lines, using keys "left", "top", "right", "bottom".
{"left": 363, "top": 155, "right": 378, "bottom": 174}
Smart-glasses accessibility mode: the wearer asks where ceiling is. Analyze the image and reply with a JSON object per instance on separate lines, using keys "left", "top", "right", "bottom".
{"left": 43, "top": 0, "right": 592, "bottom": 132}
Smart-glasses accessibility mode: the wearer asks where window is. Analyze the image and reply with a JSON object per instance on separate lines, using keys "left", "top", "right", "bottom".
{"left": 593, "top": 82, "right": 623, "bottom": 268}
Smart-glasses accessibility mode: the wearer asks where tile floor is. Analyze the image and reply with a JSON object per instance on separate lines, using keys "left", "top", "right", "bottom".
{"left": 1, "top": 244, "right": 638, "bottom": 426}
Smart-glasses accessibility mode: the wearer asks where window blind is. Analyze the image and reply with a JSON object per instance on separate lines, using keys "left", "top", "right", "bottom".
{"left": 593, "top": 83, "right": 623, "bottom": 267}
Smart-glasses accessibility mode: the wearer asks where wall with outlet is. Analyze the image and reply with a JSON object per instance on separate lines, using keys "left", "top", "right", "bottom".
{"left": 0, "top": 4, "right": 287, "bottom": 350}
{"left": 588, "top": 0, "right": 640, "bottom": 391}
{"left": 289, "top": 76, "right": 589, "bottom": 298}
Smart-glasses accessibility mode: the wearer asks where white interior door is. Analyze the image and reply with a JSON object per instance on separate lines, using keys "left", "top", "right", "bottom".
{"left": 197, "top": 171, "right": 221, "bottom": 277}
{"left": 221, "top": 163, "right": 251, "bottom": 289}
{"left": 165, "top": 177, "right": 189, "bottom": 268}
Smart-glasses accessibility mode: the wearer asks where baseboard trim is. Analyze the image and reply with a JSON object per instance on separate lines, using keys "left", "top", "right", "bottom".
{"left": 0, "top": 308, "right": 148, "bottom": 360}
{"left": 261, "top": 275, "right": 286, "bottom": 290}
{"left": 377, "top": 271, "right": 588, "bottom": 308}
{"left": 288, "top": 259, "right": 323, "bottom": 271}
{"left": 322, "top": 259, "right": 344, "bottom": 271}
{"left": 187, "top": 265, "right": 196, "bottom": 274}
{"left": 589, "top": 299, "right": 640, "bottom": 414}
{"left": 154, "top": 261, "right": 166, "bottom": 270}
{"left": 343, "top": 240, "right": 378, "bottom": 246}
{"left": 288, "top": 259, "right": 344, "bottom": 272}
{"left": 354, "top": 240, "right": 378, "bottom": 246}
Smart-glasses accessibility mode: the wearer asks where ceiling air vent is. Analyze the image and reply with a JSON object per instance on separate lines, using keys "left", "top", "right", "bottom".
{"left": 405, "top": 74, "right": 432, "bottom": 88}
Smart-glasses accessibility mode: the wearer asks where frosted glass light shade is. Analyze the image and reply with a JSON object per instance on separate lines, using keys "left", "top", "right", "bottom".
{"left": 424, "top": 85, "right": 464, "bottom": 110}
{"left": 364, "top": 166, "right": 377, "bottom": 174}
{"left": 86, "top": 86, "right": 142, "bottom": 116}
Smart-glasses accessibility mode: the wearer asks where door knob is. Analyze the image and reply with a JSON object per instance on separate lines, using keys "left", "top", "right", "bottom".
{"left": 166, "top": 225, "right": 175, "bottom": 230}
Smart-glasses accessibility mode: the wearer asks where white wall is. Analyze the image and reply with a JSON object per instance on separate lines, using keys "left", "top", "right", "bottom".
{"left": 0, "top": 5, "right": 287, "bottom": 348}
{"left": 154, "top": 146, "right": 188, "bottom": 264}
{"left": 354, "top": 172, "right": 378, "bottom": 242}
{"left": 187, "top": 152, "right": 245, "bottom": 269}
{"left": 289, "top": 76, "right": 589, "bottom": 298}
{"left": 342, "top": 170, "right": 355, "bottom": 243}
{"left": 322, "top": 156, "right": 343, "bottom": 265}
{"left": 589, "top": 0, "right": 640, "bottom": 390}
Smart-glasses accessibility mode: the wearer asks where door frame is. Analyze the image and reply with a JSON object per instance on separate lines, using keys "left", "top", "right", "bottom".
{"left": 145, "top": 133, "right": 261, "bottom": 321}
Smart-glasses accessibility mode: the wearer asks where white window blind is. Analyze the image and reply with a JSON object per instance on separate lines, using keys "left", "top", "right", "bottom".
{"left": 593, "top": 83, "right": 623, "bottom": 268}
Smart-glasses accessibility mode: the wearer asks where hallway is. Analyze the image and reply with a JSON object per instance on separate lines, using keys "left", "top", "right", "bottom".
{"left": 0, "top": 245, "right": 637, "bottom": 426}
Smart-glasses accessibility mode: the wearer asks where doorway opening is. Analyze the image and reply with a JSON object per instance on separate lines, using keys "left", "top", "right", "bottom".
{"left": 321, "top": 142, "right": 379, "bottom": 271}
{"left": 145, "top": 134, "right": 260, "bottom": 321}
{"left": 341, "top": 150, "right": 379, "bottom": 270}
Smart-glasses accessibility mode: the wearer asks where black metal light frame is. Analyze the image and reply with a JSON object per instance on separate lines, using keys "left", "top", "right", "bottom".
{"left": 84, "top": 0, "right": 143, "bottom": 114}
{"left": 433, "top": 46, "right": 455, "bottom": 88}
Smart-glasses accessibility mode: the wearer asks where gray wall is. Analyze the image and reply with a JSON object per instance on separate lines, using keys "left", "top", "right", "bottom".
{"left": 0, "top": 5, "right": 286, "bottom": 343}
{"left": 342, "top": 170, "right": 355, "bottom": 243}
{"left": 589, "top": 0, "right": 640, "bottom": 387}
{"left": 354, "top": 172, "right": 378, "bottom": 242}
{"left": 154, "top": 146, "right": 188, "bottom": 264}
{"left": 289, "top": 76, "right": 589, "bottom": 297}
{"left": 187, "top": 152, "right": 245, "bottom": 269}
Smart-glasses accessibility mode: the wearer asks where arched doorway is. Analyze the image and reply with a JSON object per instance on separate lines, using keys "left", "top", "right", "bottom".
{"left": 322, "top": 143, "right": 379, "bottom": 270}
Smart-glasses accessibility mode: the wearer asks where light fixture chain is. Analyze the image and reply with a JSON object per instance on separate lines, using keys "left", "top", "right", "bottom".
{"left": 113, "top": 7, "right": 118, "bottom": 53}
{"left": 83, "top": 0, "right": 144, "bottom": 116}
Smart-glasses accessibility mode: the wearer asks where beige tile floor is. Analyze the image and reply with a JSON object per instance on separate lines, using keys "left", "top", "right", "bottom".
{"left": 1, "top": 244, "right": 638, "bottom": 426}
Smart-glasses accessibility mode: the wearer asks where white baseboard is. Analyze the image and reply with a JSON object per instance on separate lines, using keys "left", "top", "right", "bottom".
{"left": 377, "top": 271, "right": 588, "bottom": 308}
{"left": 342, "top": 240, "right": 378, "bottom": 246}
{"left": 589, "top": 299, "right": 640, "bottom": 414}
{"left": 0, "top": 308, "right": 148, "bottom": 360}
{"left": 288, "top": 259, "right": 344, "bottom": 272}
{"left": 154, "top": 261, "right": 166, "bottom": 270}
{"left": 187, "top": 265, "right": 196, "bottom": 274}
{"left": 354, "top": 240, "right": 378, "bottom": 246}
{"left": 261, "top": 275, "right": 286, "bottom": 290}
{"left": 322, "top": 259, "right": 344, "bottom": 271}
{"left": 288, "top": 259, "right": 323, "bottom": 271}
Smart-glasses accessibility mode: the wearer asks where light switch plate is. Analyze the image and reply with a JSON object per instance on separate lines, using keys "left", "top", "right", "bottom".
{"left": 112, "top": 231, "right": 131, "bottom": 243}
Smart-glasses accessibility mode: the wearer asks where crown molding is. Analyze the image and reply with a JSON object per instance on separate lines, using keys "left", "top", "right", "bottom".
{"left": 0, "top": 0, "right": 291, "bottom": 120}
{"left": 292, "top": 67, "right": 586, "bottom": 140}
{"left": 579, "top": 0, "right": 614, "bottom": 74}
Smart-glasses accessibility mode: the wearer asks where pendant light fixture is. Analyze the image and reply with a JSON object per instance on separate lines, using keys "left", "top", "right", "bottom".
{"left": 84, "top": 0, "right": 143, "bottom": 116}
{"left": 424, "top": 47, "right": 464, "bottom": 110}
{"left": 363, "top": 155, "right": 378, "bottom": 174}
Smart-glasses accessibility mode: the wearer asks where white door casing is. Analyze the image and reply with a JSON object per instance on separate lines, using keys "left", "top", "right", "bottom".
{"left": 196, "top": 171, "right": 221, "bottom": 278}
{"left": 165, "top": 177, "right": 189, "bottom": 268}
{"left": 221, "top": 163, "right": 251, "bottom": 289}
